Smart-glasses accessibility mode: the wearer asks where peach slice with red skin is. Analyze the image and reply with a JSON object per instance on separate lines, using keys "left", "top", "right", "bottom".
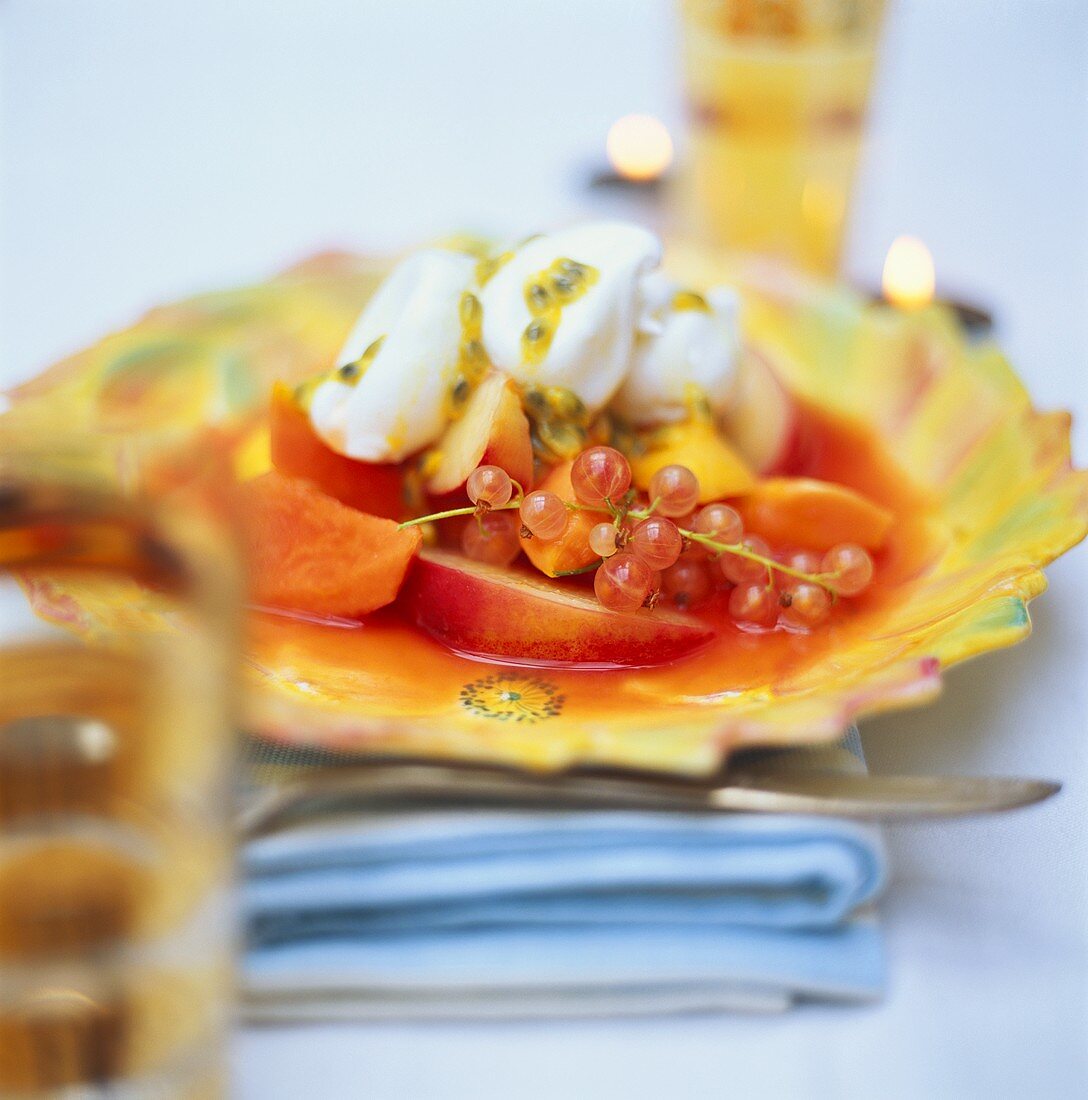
{"left": 425, "top": 372, "right": 533, "bottom": 496}
{"left": 720, "top": 349, "right": 805, "bottom": 475}
{"left": 403, "top": 549, "right": 715, "bottom": 667}
{"left": 735, "top": 477, "right": 894, "bottom": 552}
{"left": 519, "top": 461, "right": 601, "bottom": 578}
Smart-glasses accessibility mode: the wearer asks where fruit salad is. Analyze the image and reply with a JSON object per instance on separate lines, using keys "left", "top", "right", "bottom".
{"left": 8, "top": 225, "right": 1083, "bottom": 770}
{"left": 245, "top": 221, "right": 893, "bottom": 669}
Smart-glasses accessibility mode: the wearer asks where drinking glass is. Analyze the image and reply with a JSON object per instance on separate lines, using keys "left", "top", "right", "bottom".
{"left": 677, "top": 0, "right": 887, "bottom": 275}
{"left": 0, "top": 446, "right": 240, "bottom": 1098}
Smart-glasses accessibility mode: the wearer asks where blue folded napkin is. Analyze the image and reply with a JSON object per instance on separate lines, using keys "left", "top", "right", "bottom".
{"left": 242, "top": 732, "right": 886, "bottom": 1019}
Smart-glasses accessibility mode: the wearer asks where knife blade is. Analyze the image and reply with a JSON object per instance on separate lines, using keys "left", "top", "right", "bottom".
{"left": 707, "top": 772, "right": 1060, "bottom": 817}
{"left": 238, "top": 762, "right": 1061, "bottom": 837}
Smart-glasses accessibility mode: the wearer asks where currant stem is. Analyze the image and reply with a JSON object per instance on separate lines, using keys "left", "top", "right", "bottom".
{"left": 685, "top": 532, "right": 836, "bottom": 593}
{"left": 398, "top": 501, "right": 521, "bottom": 529}
{"left": 630, "top": 497, "right": 661, "bottom": 521}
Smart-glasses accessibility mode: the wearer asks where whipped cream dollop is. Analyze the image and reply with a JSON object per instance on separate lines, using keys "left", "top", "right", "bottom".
{"left": 612, "top": 285, "right": 740, "bottom": 425}
{"left": 308, "top": 222, "right": 740, "bottom": 462}
{"left": 309, "top": 248, "right": 477, "bottom": 462}
{"left": 478, "top": 222, "right": 661, "bottom": 410}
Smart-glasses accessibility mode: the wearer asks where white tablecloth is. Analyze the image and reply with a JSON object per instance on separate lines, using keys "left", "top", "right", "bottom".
{"left": 3, "top": 1, "right": 1085, "bottom": 1095}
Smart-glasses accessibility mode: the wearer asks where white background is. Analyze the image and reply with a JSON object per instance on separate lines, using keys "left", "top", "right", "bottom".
{"left": 3, "top": 1, "right": 1086, "bottom": 1096}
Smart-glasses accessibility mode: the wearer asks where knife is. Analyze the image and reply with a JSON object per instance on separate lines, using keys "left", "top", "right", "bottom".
{"left": 238, "top": 762, "right": 1061, "bottom": 837}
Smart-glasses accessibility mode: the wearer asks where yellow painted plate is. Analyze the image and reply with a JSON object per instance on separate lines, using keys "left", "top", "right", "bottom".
{"left": 4, "top": 250, "right": 1086, "bottom": 775}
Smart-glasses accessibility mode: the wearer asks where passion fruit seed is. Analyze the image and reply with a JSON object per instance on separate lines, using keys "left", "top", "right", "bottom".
{"left": 460, "top": 339, "right": 489, "bottom": 380}
{"left": 672, "top": 290, "right": 711, "bottom": 312}
{"left": 520, "top": 257, "right": 599, "bottom": 366}
{"left": 544, "top": 387, "right": 588, "bottom": 422}
{"left": 535, "top": 419, "right": 586, "bottom": 460}
{"left": 450, "top": 377, "right": 471, "bottom": 406}
{"left": 525, "top": 319, "right": 549, "bottom": 343}
{"left": 527, "top": 283, "right": 552, "bottom": 310}
{"left": 523, "top": 387, "right": 548, "bottom": 414}
{"left": 334, "top": 333, "right": 385, "bottom": 386}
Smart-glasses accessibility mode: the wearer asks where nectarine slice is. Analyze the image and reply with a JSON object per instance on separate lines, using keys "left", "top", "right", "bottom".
{"left": 735, "top": 477, "right": 894, "bottom": 552}
{"left": 720, "top": 350, "right": 802, "bottom": 475}
{"left": 520, "top": 461, "right": 600, "bottom": 577}
{"left": 240, "top": 471, "right": 421, "bottom": 617}
{"left": 630, "top": 417, "right": 755, "bottom": 503}
{"left": 425, "top": 372, "right": 533, "bottom": 496}
{"left": 269, "top": 382, "right": 405, "bottom": 520}
{"left": 403, "top": 550, "right": 715, "bottom": 667}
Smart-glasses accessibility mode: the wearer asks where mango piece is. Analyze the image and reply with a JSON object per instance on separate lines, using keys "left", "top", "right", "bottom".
{"left": 520, "top": 461, "right": 599, "bottom": 578}
{"left": 630, "top": 418, "right": 755, "bottom": 504}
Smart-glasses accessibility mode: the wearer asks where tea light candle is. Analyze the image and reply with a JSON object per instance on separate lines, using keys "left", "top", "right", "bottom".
{"left": 873, "top": 235, "right": 994, "bottom": 338}
{"left": 606, "top": 114, "right": 674, "bottom": 183}
{"left": 588, "top": 114, "right": 674, "bottom": 195}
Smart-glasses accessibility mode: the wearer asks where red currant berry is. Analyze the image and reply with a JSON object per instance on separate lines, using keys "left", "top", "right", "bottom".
{"left": 649, "top": 465, "right": 700, "bottom": 518}
{"left": 777, "top": 550, "right": 823, "bottom": 593}
{"left": 594, "top": 552, "right": 654, "bottom": 613}
{"left": 519, "top": 490, "right": 569, "bottom": 541}
{"left": 821, "top": 543, "right": 874, "bottom": 596}
{"left": 691, "top": 503, "right": 743, "bottom": 544}
{"left": 719, "top": 535, "right": 772, "bottom": 585}
{"left": 589, "top": 522, "right": 620, "bottom": 558}
{"left": 728, "top": 582, "right": 779, "bottom": 627}
{"left": 467, "top": 465, "right": 513, "bottom": 508}
{"left": 461, "top": 511, "right": 521, "bottom": 566}
{"left": 780, "top": 582, "right": 832, "bottom": 629}
{"left": 661, "top": 560, "right": 713, "bottom": 610}
{"left": 571, "top": 446, "right": 632, "bottom": 507}
{"left": 629, "top": 516, "right": 683, "bottom": 570}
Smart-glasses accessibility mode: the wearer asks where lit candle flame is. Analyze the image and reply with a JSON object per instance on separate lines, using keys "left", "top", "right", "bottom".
{"left": 882, "top": 236, "right": 936, "bottom": 310}
{"left": 606, "top": 114, "right": 674, "bottom": 182}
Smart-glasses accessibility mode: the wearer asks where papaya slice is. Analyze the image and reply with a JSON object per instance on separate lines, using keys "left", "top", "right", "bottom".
{"left": 735, "top": 477, "right": 894, "bottom": 551}
{"left": 269, "top": 382, "right": 405, "bottom": 520}
{"left": 240, "top": 471, "right": 421, "bottom": 617}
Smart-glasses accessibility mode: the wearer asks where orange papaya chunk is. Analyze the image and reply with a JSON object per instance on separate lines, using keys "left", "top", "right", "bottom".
{"left": 240, "top": 471, "right": 421, "bottom": 617}
{"left": 735, "top": 477, "right": 894, "bottom": 552}
{"left": 269, "top": 382, "right": 405, "bottom": 520}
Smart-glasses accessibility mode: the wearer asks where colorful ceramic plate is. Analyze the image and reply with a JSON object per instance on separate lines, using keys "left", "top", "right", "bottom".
{"left": 5, "top": 249, "right": 1086, "bottom": 774}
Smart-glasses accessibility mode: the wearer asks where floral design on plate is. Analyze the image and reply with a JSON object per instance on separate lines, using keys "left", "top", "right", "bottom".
{"left": 460, "top": 673, "right": 565, "bottom": 723}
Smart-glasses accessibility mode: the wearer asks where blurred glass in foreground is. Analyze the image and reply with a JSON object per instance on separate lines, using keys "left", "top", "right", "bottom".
{"left": 0, "top": 446, "right": 240, "bottom": 1098}
{"left": 678, "top": 0, "right": 886, "bottom": 275}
